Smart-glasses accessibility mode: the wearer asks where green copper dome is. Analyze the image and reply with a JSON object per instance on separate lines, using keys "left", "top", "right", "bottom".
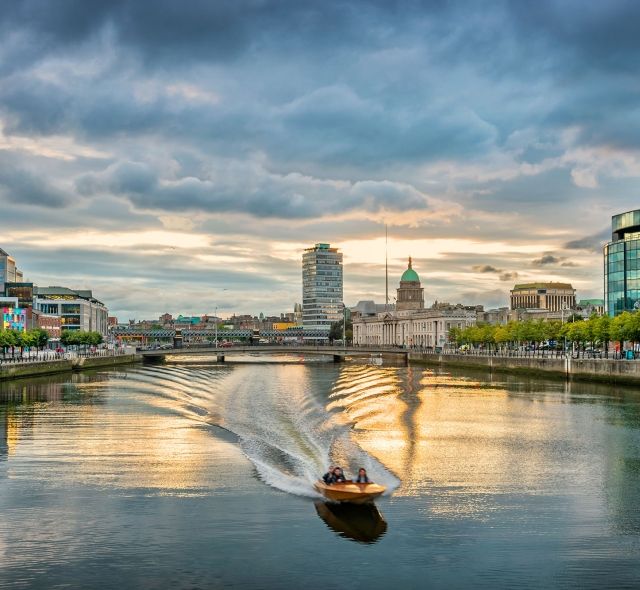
{"left": 401, "top": 257, "right": 420, "bottom": 282}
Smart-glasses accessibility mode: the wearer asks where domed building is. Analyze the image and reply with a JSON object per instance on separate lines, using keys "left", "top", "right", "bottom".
{"left": 396, "top": 257, "right": 424, "bottom": 311}
{"left": 352, "top": 257, "right": 478, "bottom": 349}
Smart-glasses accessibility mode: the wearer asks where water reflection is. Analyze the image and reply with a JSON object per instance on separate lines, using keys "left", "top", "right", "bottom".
{"left": 2, "top": 363, "right": 640, "bottom": 587}
{"left": 314, "top": 501, "right": 387, "bottom": 544}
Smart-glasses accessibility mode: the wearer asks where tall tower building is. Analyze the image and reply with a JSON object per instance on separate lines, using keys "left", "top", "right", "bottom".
{"left": 302, "top": 243, "right": 343, "bottom": 334}
{"left": 605, "top": 209, "right": 640, "bottom": 316}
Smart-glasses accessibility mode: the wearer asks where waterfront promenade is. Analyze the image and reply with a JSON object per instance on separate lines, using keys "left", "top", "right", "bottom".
{"left": 0, "top": 349, "right": 139, "bottom": 381}
{"left": 409, "top": 349, "right": 640, "bottom": 385}
{"left": 3, "top": 342, "right": 640, "bottom": 384}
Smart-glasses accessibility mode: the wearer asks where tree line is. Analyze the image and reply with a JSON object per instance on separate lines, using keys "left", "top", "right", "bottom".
{"left": 449, "top": 311, "right": 640, "bottom": 352}
{"left": 0, "top": 328, "right": 50, "bottom": 350}
{"left": 0, "top": 329, "right": 104, "bottom": 353}
{"left": 60, "top": 330, "right": 104, "bottom": 347}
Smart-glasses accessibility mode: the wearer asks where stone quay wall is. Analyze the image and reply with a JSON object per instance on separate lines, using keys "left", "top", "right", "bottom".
{"left": 408, "top": 352, "right": 640, "bottom": 385}
{"left": 0, "top": 354, "right": 140, "bottom": 382}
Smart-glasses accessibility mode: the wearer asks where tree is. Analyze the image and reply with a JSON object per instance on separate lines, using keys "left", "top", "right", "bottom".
{"left": 29, "top": 328, "right": 50, "bottom": 350}
{"left": 329, "top": 319, "right": 352, "bottom": 343}
{"left": 448, "top": 327, "right": 463, "bottom": 346}
{"left": 60, "top": 330, "right": 79, "bottom": 346}
{"left": 328, "top": 321, "right": 342, "bottom": 343}
{"left": 494, "top": 325, "right": 510, "bottom": 350}
{"left": 594, "top": 315, "right": 611, "bottom": 356}
{"left": 0, "top": 330, "right": 17, "bottom": 358}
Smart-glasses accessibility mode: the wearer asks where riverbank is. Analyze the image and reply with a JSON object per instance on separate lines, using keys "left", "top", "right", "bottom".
{"left": 0, "top": 354, "right": 141, "bottom": 381}
{"left": 409, "top": 352, "right": 640, "bottom": 385}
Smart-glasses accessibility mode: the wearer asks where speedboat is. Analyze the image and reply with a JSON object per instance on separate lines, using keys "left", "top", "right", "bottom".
{"left": 314, "top": 480, "right": 386, "bottom": 504}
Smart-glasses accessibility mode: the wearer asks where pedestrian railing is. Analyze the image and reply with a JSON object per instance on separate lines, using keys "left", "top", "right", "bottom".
{"left": 0, "top": 348, "right": 130, "bottom": 365}
{"left": 408, "top": 348, "right": 633, "bottom": 360}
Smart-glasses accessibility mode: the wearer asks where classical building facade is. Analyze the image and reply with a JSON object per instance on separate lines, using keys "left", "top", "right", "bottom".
{"left": 605, "top": 209, "right": 640, "bottom": 316}
{"left": 352, "top": 259, "right": 477, "bottom": 348}
{"left": 510, "top": 282, "right": 576, "bottom": 311}
{"left": 302, "top": 243, "right": 343, "bottom": 335}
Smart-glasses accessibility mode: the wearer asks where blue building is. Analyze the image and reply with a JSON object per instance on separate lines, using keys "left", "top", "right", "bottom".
{"left": 604, "top": 209, "right": 640, "bottom": 316}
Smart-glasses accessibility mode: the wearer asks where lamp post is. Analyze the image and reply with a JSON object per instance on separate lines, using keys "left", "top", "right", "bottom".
{"left": 343, "top": 304, "right": 347, "bottom": 350}
{"left": 561, "top": 302, "right": 567, "bottom": 356}
{"left": 213, "top": 289, "right": 228, "bottom": 349}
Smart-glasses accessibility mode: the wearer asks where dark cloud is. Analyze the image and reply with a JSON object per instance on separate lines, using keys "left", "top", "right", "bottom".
{"left": 76, "top": 160, "right": 430, "bottom": 218}
{"left": 471, "top": 266, "right": 518, "bottom": 282}
{"left": 0, "top": 157, "right": 69, "bottom": 207}
{"left": 472, "top": 264, "right": 501, "bottom": 273}
{"left": 564, "top": 228, "right": 610, "bottom": 252}
{"left": 532, "top": 254, "right": 560, "bottom": 266}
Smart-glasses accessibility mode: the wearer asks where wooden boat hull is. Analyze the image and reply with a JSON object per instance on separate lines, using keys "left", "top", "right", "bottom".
{"left": 314, "top": 481, "right": 386, "bottom": 504}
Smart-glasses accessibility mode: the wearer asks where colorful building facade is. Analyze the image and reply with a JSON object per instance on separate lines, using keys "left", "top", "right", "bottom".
{"left": 2, "top": 307, "right": 26, "bottom": 331}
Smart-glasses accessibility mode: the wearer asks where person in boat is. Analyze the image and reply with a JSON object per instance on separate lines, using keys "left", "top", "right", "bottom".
{"left": 354, "top": 467, "right": 371, "bottom": 484}
{"left": 322, "top": 466, "right": 334, "bottom": 484}
{"left": 330, "top": 466, "right": 347, "bottom": 484}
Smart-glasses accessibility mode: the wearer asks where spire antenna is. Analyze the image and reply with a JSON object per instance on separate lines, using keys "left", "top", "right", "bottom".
{"left": 385, "top": 224, "right": 389, "bottom": 311}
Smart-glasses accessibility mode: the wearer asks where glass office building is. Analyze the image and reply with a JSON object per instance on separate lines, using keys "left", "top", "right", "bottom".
{"left": 604, "top": 209, "right": 640, "bottom": 316}
{"left": 302, "top": 243, "right": 343, "bottom": 335}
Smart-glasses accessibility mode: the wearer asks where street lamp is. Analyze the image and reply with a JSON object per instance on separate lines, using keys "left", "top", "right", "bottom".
{"left": 342, "top": 303, "right": 347, "bottom": 350}
{"left": 213, "top": 289, "right": 228, "bottom": 349}
{"left": 561, "top": 302, "right": 568, "bottom": 355}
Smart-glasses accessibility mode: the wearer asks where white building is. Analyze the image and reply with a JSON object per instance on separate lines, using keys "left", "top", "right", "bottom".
{"left": 33, "top": 286, "right": 109, "bottom": 335}
{"left": 352, "top": 259, "right": 477, "bottom": 348}
{"left": 0, "top": 248, "right": 20, "bottom": 292}
{"left": 302, "top": 243, "right": 343, "bottom": 336}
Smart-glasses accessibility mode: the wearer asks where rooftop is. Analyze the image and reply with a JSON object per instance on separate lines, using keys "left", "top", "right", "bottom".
{"left": 578, "top": 298, "right": 604, "bottom": 306}
{"left": 400, "top": 256, "right": 420, "bottom": 283}
{"left": 35, "top": 286, "right": 105, "bottom": 306}
{"left": 512, "top": 282, "right": 574, "bottom": 291}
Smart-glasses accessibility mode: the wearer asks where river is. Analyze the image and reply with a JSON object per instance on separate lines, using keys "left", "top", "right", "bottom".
{"left": 1, "top": 355, "right": 640, "bottom": 589}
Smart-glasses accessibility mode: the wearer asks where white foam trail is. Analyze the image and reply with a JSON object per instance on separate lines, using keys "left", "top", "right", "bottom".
{"left": 127, "top": 363, "right": 400, "bottom": 498}
{"left": 210, "top": 364, "right": 399, "bottom": 497}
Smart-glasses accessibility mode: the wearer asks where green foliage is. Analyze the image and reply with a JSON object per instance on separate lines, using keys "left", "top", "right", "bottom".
{"left": 447, "top": 314, "right": 635, "bottom": 349}
{"left": 0, "top": 328, "right": 50, "bottom": 350}
{"left": 0, "top": 330, "right": 17, "bottom": 349}
{"left": 60, "top": 330, "right": 103, "bottom": 347}
{"left": 329, "top": 318, "right": 352, "bottom": 343}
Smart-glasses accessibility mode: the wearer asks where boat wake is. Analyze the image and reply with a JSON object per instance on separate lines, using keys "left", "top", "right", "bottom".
{"left": 212, "top": 364, "right": 399, "bottom": 498}
{"left": 121, "top": 363, "right": 400, "bottom": 498}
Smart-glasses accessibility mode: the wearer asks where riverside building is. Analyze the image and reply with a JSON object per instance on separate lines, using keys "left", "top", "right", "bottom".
{"left": 302, "top": 243, "right": 343, "bottom": 338}
{"left": 352, "top": 258, "right": 477, "bottom": 348}
{"left": 0, "top": 248, "right": 23, "bottom": 292}
{"left": 33, "top": 286, "right": 109, "bottom": 335}
{"left": 509, "top": 282, "right": 576, "bottom": 311}
{"left": 605, "top": 209, "right": 640, "bottom": 316}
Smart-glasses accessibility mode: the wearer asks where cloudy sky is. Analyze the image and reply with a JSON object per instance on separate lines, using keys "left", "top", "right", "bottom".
{"left": 1, "top": 0, "right": 637, "bottom": 320}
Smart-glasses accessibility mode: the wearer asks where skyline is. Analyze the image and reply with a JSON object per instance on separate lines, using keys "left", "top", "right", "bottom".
{"left": 1, "top": 1, "right": 637, "bottom": 318}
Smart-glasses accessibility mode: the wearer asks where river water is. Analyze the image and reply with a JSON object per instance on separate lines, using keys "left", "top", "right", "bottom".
{"left": 1, "top": 355, "right": 640, "bottom": 589}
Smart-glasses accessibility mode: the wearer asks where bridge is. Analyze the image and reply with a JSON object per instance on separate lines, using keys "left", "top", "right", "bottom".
{"left": 139, "top": 345, "right": 409, "bottom": 365}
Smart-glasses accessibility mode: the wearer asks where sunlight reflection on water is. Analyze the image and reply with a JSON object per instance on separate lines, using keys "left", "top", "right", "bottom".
{"left": 1, "top": 363, "right": 640, "bottom": 589}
